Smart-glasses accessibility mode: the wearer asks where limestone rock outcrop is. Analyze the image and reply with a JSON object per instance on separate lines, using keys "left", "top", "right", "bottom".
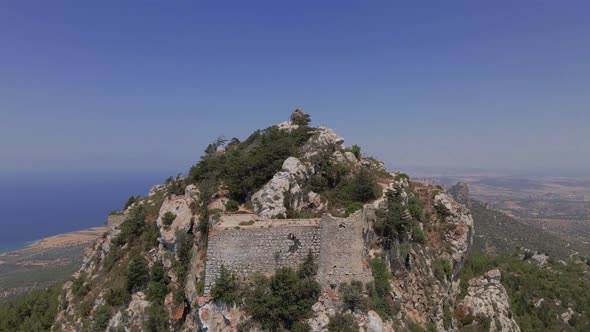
{"left": 251, "top": 157, "right": 308, "bottom": 219}
{"left": 457, "top": 269, "right": 520, "bottom": 332}
{"left": 156, "top": 195, "right": 194, "bottom": 248}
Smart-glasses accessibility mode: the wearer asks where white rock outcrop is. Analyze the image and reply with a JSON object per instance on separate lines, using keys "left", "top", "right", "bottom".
{"left": 157, "top": 195, "right": 194, "bottom": 247}
{"left": 458, "top": 269, "right": 520, "bottom": 332}
{"left": 251, "top": 157, "right": 308, "bottom": 219}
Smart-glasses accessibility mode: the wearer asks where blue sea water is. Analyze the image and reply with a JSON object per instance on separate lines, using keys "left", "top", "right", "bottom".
{"left": 0, "top": 172, "right": 171, "bottom": 253}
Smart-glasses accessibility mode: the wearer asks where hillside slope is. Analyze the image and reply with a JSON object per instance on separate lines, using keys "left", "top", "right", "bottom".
{"left": 448, "top": 182, "right": 585, "bottom": 260}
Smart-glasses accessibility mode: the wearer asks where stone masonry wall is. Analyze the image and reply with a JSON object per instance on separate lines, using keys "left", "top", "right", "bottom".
{"left": 317, "top": 211, "right": 368, "bottom": 287}
{"left": 204, "top": 210, "right": 369, "bottom": 295}
{"left": 204, "top": 225, "right": 321, "bottom": 294}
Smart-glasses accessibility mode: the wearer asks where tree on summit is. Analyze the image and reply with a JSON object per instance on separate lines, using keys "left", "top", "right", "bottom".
{"left": 290, "top": 109, "right": 311, "bottom": 126}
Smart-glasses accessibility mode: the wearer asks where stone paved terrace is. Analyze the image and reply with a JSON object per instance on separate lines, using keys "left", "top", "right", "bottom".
{"left": 212, "top": 213, "right": 320, "bottom": 231}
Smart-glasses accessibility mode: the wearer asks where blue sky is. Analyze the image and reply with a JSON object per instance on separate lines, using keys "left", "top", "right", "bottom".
{"left": 1, "top": 1, "right": 589, "bottom": 175}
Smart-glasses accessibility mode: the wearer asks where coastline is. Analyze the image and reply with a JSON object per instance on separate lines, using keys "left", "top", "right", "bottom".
{"left": 0, "top": 227, "right": 106, "bottom": 256}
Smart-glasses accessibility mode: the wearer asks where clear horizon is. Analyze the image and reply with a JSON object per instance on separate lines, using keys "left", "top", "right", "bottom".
{"left": 1, "top": 1, "right": 589, "bottom": 174}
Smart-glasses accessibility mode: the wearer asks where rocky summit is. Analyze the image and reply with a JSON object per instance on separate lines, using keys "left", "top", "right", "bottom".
{"left": 45, "top": 111, "right": 521, "bottom": 331}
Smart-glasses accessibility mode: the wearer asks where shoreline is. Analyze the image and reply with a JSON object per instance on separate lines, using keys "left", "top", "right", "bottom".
{"left": 0, "top": 226, "right": 106, "bottom": 256}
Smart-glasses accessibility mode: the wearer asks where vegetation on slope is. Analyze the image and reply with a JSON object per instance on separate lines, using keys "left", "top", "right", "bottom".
{"left": 211, "top": 251, "right": 320, "bottom": 331}
{"left": 0, "top": 286, "right": 60, "bottom": 332}
{"left": 188, "top": 125, "right": 314, "bottom": 202}
{"left": 459, "top": 252, "right": 590, "bottom": 331}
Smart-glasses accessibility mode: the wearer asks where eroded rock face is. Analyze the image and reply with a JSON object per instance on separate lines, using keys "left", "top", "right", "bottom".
{"left": 157, "top": 195, "right": 195, "bottom": 248}
{"left": 197, "top": 300, "right": 246, "bottom": 332}
{"left": 251, "top": 157, "right": 309, "bottom": 219}
{"left": 457, "top": 269, "right": 520, "bottom": 332}
{"left": 108, "top": 292, "right": 151, "bottom": 331}
{"left": 435, "top": 193, "right": 474, "bottom": 267}
{"left": 302, "top": 127, "right": 345, "bottom": 159}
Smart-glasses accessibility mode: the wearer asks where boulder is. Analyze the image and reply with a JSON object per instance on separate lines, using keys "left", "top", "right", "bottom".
{"left": 367, "top": 310, "right": 383, "bottom": 332}
{"left": 251, "top": 157, "right": 308, "bottom": 219}
{"left": 458, "top": 269, "right": 520, "bottom": 332}
{"left": 157, "top": 195, "right": 195, "bottom": 248}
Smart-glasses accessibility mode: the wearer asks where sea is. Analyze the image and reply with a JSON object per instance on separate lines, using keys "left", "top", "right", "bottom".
{"left": 0, "top": 171, "right": 171, "bottom": 254}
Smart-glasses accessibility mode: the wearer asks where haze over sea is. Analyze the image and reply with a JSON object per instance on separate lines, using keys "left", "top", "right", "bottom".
{"left": 0, "top": 172, "right": 171, "bottom": 253}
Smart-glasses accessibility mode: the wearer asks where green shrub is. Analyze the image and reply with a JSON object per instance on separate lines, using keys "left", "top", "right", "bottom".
{"left": 407, "top": 195, "right": 424, "bottom": 221}
{"left": 141, "top": 220, "right": 160, "bottom": 250}
{"left": 327, "top": 313, "right": 358, "bottom": 332}
{"left": 126, "top": 253, "right": 148, "bottom": 293}
{"left": 225, "top": 199, "right": 239, "bottom": 212}
{"left": 105, "top": 287, "right": 130, "bottom": 307}
{"left": 93, "top": 305, "right": 112, "bottom": 331}
{"left": 145, "top": 303, "right": 169, "bottom": 332}
{"left": 435, "top": 203, "right": 452, "bottom": 218}
{"left": 162, "top": 212, "right": 176, "bottom": 227}
{"left": 290, "top": 109, "right": 311, "bottom": 126}
{"left": 239, "top": 254, "right": 320, "bottom": 330}
{"left": 103, "top": 243, "right": 122, "bottom": 271}
{"left": 368, "top": 257, "right": 393, "bottom": 319}
{"left": 72, "top": 273, "right": 90, "bottom": 299}
{"left": 350, "top": 144, "right": 361, "bottom": 159}
{"left": 124, "top": 195, "right": 139, "bottom": 210}
{"left": 443, "top": 302, "right": 453, "bottom": 329}
{"left": 340, "top": 280, "right": 365, "bottom": 312}
{"left": 188, "top": 126, "right": 313, "bottom": 202}
{"left": 0, "top": 286, "right": 60, "bottom": 332}
{"left": 433, "top": 259, "right": 453, "bottom": 282}
{"left": 298, "top": 250, "right": 318, "bottom": 279}
{"left": 374, "top": 190, "right": 410, "bottom": 247}
{"left": 211, "top": 265, "right": 240, "bottom": 305}
{"left": 147, "top": 262, "right": 168, "bottom": 303}
{"left": 412, "top": 222, "right": 425, "bottom": 244}
{"left": 345, "top": 202, "right": 364, "bottom": 217}
{"left": 115, "top": 206, "right": 147, "bottom": 245}
{"left": 172, "top": 231, "right": 194, "bottom": 302}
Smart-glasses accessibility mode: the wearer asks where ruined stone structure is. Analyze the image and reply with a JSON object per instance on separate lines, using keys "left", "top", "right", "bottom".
{"left": 204, "top": 210, "right": 371, "bottom": 295}
{"left": 317, "top": 211, "right": 371, "bottom": 287}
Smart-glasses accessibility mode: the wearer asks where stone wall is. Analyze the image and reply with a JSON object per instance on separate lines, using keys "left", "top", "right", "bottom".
{"left": 204, "top": 210, "right": 370, "bottom": 295}
{"left": 204, "top": 225, "right": 321, "bottom": 294}
{"left": 317, "top": 210, "right": 369, "bottom": 287}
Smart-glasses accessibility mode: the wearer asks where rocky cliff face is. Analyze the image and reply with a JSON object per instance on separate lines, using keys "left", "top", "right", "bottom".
{"left": 51, "top": 111, "right": 520, "bottom": 332}
{"left": 456, "top": 269, "right": 520, "bottom": 332}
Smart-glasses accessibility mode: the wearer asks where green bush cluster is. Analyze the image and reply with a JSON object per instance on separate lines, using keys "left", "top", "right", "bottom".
{"left": 225, "top": 199, "right": 239, "bottom": 212}
{"left": 188, "top": 125, "right": 313, "bottom": 202}
{"left": 212, "top": 251, "right": 320, "bottom": 330}
{"left": 350, "top": 144, "right": 361, "bottom": 159}
{"left": 145, "top": 303, "right": 169, "bottom": 331}
{"left": 124, "top": 195, "right": 139, "bottom": 210}
{"left": 0, "top": 286, "right": 60, "bottom": 332}
{"left": 162, "top": 211, "right": 176, "bottom": 227}
{"left": 105, "top": 287, "right": 130, "bottom": 307}
{"left": 375, "top": 188, "right": 427, "bottom": 250}
{"left": 210, "top": 265, "right": 239, "bottom": 305}
{"left": 327, "top": 313, "right": 359, "bottom": 332}
{"left": 367, "top": 257, "right": 393, "bottom": 319}
{"left": 308, "top": 152, "right": 381, "bottom": 209}
{"left": 340, "top": 280, "right": 365, "bottom": 312}
{"left": 172, "top": 231, "right": 194, "bottom": 302}
{"left": 433, "top": 259, "right": 453, "bottom": 282}
{"left": 94, "top": 305, "right": 112, "bottom": 330}
{"left": 71, "top": 272, "right": 90, "bottom": 299}
{"left": 374, "top": 190, "right": 411, "bottom": 246}
{"left": 147, "top": 262, "right": 169, "bottom": 303}
{"left": 126, "top": 253, "right": 149, "bottom": 293}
